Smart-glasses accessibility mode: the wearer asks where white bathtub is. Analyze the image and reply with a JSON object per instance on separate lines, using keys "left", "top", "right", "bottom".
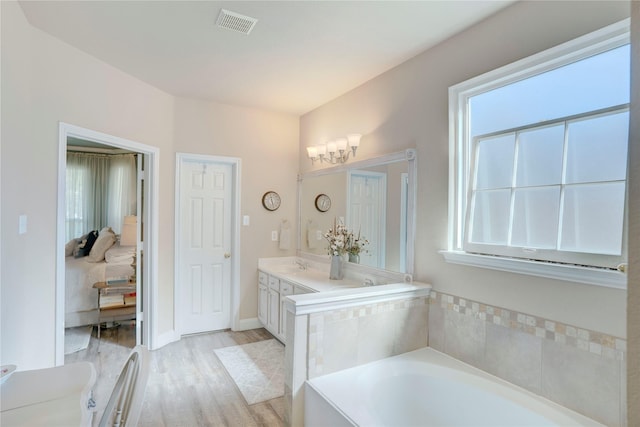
{"left": 305, "top": 347, "right": 603, "bottom": 427}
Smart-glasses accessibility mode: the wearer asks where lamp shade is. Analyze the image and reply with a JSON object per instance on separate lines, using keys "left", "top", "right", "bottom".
{"left": 326, "top": 141, "right": 337, "bottom": 154}
{"left": 120, "top": 215, "right": 137, "bottom": 246}
{"left": 335, "top": 138, "right": 348, "bottom": 151}
{"left": 347, "top": 134, "right": 362, "bottom": 147}
{"left": 307, "top": 146, "right": 318, "bottom": 159}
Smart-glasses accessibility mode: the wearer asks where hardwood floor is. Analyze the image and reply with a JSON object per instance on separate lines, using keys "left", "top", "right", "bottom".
{"left": 65, "top": 323, "right": 285, "bottom": 426}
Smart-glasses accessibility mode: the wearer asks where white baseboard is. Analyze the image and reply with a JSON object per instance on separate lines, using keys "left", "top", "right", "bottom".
{"left": 152, "top": 329, "right": 180, "bottom": 350}
{"left": 233, "top": 317, "right": 262, "bottom": 331}
{"left": 151, "top": 318, "right": 261, "bottom": 349}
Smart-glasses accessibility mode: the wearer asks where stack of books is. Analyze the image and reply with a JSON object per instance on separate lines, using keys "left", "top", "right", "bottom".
{"left": 106, "top": 276, "right": 130, "bottom": 286}
{"left": 124, "top": 292, "right": 137, "bottom": 307}
{"left": 100, "top": 294, "right": 124, "bottom": 309}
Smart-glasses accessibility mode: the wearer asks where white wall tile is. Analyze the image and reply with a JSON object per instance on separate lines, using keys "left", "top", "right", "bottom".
{"left": 444, "top": 309, "right": 486, "bottom": 367}
{"left": 484, "top": 322, "right": 543, "bottom": 394}
{"left": 542, "top": 339, "right": 622, "bottom": 426}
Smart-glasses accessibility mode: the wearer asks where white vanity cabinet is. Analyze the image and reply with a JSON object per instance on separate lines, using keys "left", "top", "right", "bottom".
{"left": 267, "top": 275, "right": 280, "bottom": 336}
{"left": 279, "top": 280, "right": 294, "bottom": 340}
{"left": 294, "top": 284, "right": 313, "bottom": 295}
{"left": 258, "top": 270, "right": 317, "bottom": 343}
{"left": 258, "top": 272, "right": 269, "bottom": 326}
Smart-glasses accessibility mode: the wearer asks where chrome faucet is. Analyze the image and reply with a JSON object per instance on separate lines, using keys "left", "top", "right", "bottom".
{"left": 363, "top": 278, "right": 374, "bottom": 287}
{"left": 295, "top": 259, "right": 308, "bottom": 271}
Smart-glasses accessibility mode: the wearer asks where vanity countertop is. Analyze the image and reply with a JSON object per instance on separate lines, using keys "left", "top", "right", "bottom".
{"left": 258, "top": 257, "right": 431, "bottom": 302}
{"left": 259, "top": 263, "right": 363, "bottom": 293}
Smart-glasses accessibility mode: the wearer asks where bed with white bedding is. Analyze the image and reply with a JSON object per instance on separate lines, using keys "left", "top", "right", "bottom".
{"left": 65, "top": 240, "right": 135, "bottom": 328}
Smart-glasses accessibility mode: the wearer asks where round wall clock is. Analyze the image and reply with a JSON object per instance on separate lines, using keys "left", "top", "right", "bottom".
{"left": 315, "top": 194, "right": 331, "bottom": 212}
{"left": 262, "top": 191, "right": 281, "bottom": 211}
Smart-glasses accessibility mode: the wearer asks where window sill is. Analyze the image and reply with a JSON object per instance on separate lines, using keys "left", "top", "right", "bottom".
{"left": 440, "top": 250, "right": 626, "bottom": 289}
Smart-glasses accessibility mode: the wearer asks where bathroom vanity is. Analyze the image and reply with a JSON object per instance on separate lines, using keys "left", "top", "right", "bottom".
{"left": 258, "top": 258, "right": 363, "bottom": 342}
{"left": 258, "top": 256, "right": 432, "bottom": 427}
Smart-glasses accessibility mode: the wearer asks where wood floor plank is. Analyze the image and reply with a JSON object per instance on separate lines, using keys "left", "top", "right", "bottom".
{"left": 65, "top": 326, "right": 284, "bottom": 427}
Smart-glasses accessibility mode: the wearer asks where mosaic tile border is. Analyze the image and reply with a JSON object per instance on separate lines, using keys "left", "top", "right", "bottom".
{"left": 308, "top": 296, "right": 429, "bottom": 376}
{"left": 429, "top": 290, "right": 626, "bottom": 361}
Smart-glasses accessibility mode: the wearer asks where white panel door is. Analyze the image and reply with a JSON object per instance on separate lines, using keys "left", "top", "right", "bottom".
{"left": 347, "top": 171, "right": 387, "bottom": 268}
{"left": 179, "top": 160, "right": 232, "bottom": 334}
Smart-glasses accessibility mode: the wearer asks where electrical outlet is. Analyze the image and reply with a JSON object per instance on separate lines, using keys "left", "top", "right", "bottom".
{"left": 271, "top": 230, "right": 278, "bottom": 241}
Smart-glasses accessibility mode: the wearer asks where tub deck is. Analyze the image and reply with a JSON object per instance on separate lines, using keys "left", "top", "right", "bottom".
{"left": 305, "top": 347, "right": 604, "bottom": 427}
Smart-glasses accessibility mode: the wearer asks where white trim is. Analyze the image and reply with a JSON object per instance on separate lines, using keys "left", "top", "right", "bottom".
{"left": 399, "top": 172, "right": 408, "bottom": 270}
{"left": 57, "top": 122, "right": 160, "bottom": 365}
{"left": 449, "top": 19, "right": 630, "bottom": 101}
{"left": 154, "top": 330, "right": 180, "bottom": 349}
{"left": 174, "top": 153, "right": 242, "bottom": 337}
{"left": 446, "top": 19, "right": 630, "bottom": 287}
{"left": 440, "top": 250, "right": 626, "bottom": 289}
{"left": 298, "top": 149, "right": 416, "bottom": 275}
{"left": 234, "top": 317, "right": 262, "bottom": 331}
{"left": 284, "top": 283, "right": 431, "bottom": 316}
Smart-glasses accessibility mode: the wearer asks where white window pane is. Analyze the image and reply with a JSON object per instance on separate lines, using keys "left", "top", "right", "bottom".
{"left": 469, "top": 45, "right": 630, "bottom": 137}
{"left": 475, "top": 134, "right": 515, "bottom": 190}
{"left": 516, "top": 125, "right": 564, "bottom": 187}
{"left": 470, "top": 189, "right": 510, "bottom": 245}
{"left": 560, "top": 182, "right": 625, "bottom": 255}
{"left": 565, "top": 111, "right": 629, "bottom": 184}
{"left": 511, "top": 187, "right": 560, "bottom": 249}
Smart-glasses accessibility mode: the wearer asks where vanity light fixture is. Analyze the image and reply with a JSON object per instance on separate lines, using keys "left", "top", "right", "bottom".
{"left": 307, "top": 134, "right": 362, "bottom": 165}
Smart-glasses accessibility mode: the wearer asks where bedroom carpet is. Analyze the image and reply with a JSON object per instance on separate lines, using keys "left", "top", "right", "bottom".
{"left": 214, "top": 338, "right": 285, "bottom": 405}
{"left": 64, "top": 326, "right": 93, "bottom": 354}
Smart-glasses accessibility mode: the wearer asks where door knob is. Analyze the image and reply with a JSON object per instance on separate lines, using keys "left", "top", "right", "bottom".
{"left": 224, "top": 252, "right": 231, "bottom": 259}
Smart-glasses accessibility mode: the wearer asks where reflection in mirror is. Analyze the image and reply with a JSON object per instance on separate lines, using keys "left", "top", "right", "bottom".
{"left": 299, "top": 150, "right": 415, "bottom": 274}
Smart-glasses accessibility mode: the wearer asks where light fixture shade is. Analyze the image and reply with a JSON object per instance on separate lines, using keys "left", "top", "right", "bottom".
{"left": 307, "top": 146, "right": 318, "bottom": 159}
{"left": 120, "top": 215, "right": 137, "bottom": 246}
{"left": 316, "top": 143, "right": 327, "bottom": 156}
{"left": 326, "top": 141, "right": 337, "bottom": 154}
{"left": 347, "top": 134, "right": 362, "bottom": 147}
{"left": 336, "top": 138, "right": 348, "bottom": 151}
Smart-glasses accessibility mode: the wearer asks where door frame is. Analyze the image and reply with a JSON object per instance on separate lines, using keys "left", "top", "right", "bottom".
{"left": 174, "top": 153, "right": 241, "bottom": 335}
{"left": 56, "top": 123, "right": 159, "bottom": 365}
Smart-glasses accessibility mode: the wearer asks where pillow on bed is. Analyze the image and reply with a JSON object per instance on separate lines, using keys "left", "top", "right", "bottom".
{"left": 104, "top": 242, "right": 135, "bottom": 264}
{"left": 87, "top": 227, "right": 117, "bottom": 263}
{"left": 74, "top": 230, "right": 99, "bottom": 258}
{"left": 68, "top": 232, "right": 89, "bottom": 257}
{"left": 65, "top": 238, "right": 78, "bottom": 257}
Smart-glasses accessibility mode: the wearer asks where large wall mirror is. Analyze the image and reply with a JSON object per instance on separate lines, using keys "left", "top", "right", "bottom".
{"left": 298, "top": 149, "right": 416, "bottom": 275}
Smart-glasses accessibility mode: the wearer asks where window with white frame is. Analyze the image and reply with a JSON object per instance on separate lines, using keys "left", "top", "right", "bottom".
{"left": 447, "top": 20, "right": 630, "bottom": 284}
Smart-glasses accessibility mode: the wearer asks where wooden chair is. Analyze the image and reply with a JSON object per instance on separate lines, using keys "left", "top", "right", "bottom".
{"left": 99, "top": 345, "right": 149, "bottom": 427}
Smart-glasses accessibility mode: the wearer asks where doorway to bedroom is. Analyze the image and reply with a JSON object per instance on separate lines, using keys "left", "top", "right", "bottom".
{"left": 56, "top": 123, "right": 159, "bottom": 365}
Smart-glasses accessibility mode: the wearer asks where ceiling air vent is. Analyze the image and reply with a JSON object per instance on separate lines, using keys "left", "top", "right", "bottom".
{"left": 216, "top": 9, "right": 257, "bottom": 35}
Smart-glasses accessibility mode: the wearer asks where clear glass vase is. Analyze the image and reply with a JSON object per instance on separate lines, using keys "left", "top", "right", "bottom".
{"left": 329, "top": 255, "right": 343, "bottom": 280}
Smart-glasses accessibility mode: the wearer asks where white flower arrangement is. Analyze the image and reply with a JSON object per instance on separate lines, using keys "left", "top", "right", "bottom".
{"left": 324, "top": 219, "right": 349, "bottom": 256}
{"left": 324, "top": 219, "right": 369, "bottom": 257}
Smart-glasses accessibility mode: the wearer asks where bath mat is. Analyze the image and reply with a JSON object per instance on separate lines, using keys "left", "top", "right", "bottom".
{"left": 214, "top": 339, "right": 285, "bottom": 405}
{"left": 64, "top": 326, "right": 93, "bottom": 354}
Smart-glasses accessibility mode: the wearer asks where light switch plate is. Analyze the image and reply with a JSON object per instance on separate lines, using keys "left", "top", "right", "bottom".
{"left": 271, "top": 230, "right": 278, "bottom": 241}
{"left": 243, "top": 215, "right": 250, "bottom": 226}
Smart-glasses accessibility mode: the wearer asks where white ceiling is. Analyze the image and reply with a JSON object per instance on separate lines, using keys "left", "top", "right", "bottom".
{"left": 18, "top": 1, "right": 514, "bottom": 115}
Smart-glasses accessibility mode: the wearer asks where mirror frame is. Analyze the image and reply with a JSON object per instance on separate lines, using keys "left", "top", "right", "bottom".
{"left": 297, "top": 149, "right": 417, "bottom": 275}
